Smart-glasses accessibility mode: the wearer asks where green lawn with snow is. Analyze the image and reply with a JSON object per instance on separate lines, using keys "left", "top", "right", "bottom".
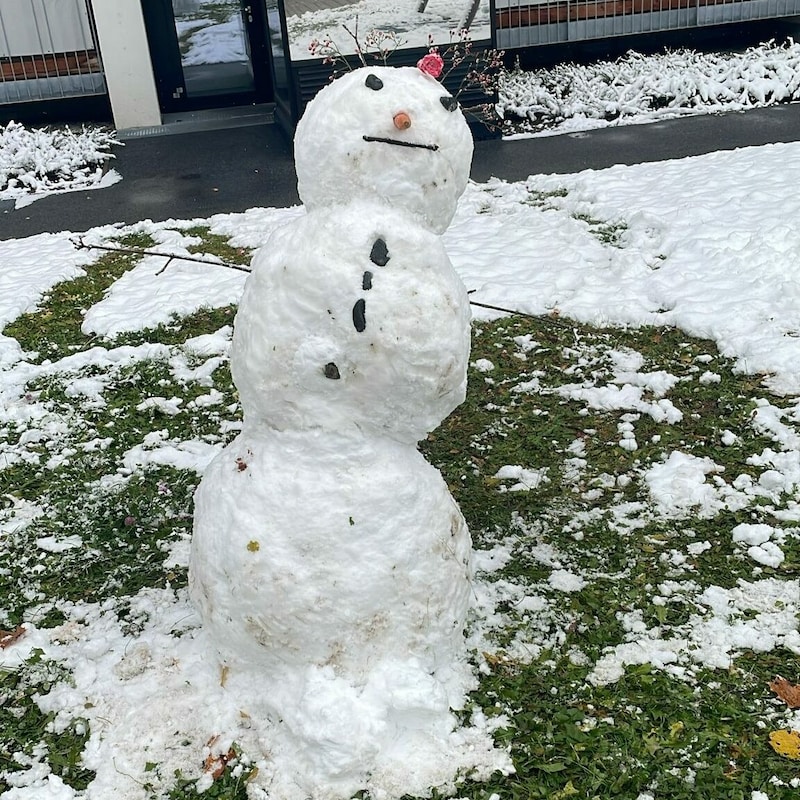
{"left": 1, "top": 217, "right": 798, "bottom": 799}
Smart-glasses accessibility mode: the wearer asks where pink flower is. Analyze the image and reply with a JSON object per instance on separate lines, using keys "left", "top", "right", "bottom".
{"left": 417, "top": 52, "right": 444, "bottom": 79}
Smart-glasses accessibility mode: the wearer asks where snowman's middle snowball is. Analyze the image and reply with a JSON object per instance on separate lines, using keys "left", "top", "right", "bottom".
{"left": 231, "top": 201, "right": 471, "bottom": 443}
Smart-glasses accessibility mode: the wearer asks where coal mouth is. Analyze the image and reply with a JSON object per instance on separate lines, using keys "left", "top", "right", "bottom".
{"left": 362, "top": 135, "right": 439, "bottom": 151}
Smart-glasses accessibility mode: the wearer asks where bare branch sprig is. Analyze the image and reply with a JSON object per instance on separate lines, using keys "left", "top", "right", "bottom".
{"left": 71, "top": 237, "right": 252, "bottom": 274}
{"left": 309, "top": 16, "right": 408, "bottom": 79}
{"left": 71, "top": 239, "right": 538, "bottom": 319}
{"left": 307, "top": 22, "right": 505, "bottom": 128}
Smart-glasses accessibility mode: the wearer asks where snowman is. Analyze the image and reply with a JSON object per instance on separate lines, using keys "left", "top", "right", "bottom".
{"left": 189, "top": 64, "right": 494, "bottom": 798}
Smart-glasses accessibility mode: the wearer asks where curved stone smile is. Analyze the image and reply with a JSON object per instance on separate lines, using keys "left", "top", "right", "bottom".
{"left": 362, "top": 135, "right": 439, "bottom": 151}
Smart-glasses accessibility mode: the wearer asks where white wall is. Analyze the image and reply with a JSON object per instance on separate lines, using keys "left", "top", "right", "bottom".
{"left": 0, "top": 0, "right": 93, "bottom": 57}
{"left": 90, "top": 0, "right": 162, "bottom": 129}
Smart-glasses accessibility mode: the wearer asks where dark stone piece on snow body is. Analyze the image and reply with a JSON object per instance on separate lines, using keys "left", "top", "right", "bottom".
{"left": 353, "top": 299, "right": 367, "bottom": 332}
{"left": 365, "top": 74, "right": 384, "bottom": 91}
{"left": 370, "top": 238, "right": 389, "bottom": 267}
{"left": 362, "top": 271, "right": 373, "bottom": 290}
{"left": 440, "top": 96, "right": 458, "bottom": 112}
{"left": 324, "top": 362, "right": 341, "bottom": 380}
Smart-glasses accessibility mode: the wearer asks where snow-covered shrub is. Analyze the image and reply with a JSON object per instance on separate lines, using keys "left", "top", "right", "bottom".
{"left": 498, "top": 39, "right": 800, "bottom": 133}
{"left": 0, "top": 121, "right": 119, "bottom": 197}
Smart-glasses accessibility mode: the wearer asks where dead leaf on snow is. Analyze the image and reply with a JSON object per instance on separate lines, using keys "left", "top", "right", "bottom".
{"left": 203, "top": 735, "right": 237, "bottom": 781}
{"left": 769, "top": 729, "right": 800, "bottom": 760}
{"left": 769, "top": 676, "right": 800, "bottom": 709}
{"left": 482, "top": 651, "right": 519, "bottom": 671}
{"left": 0, "top": 625, "right": 25, "bottom": 649}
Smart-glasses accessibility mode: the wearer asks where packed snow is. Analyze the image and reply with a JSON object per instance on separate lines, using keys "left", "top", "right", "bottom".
{"left": 294, "top": 66, "right": 473, "bottom": 234}
{"left": 3, "top": 132, "right": 800, "bottom": 796}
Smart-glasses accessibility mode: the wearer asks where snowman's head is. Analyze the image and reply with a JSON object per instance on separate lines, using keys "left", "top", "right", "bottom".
{"left": 294, "top": 65, "right": 473, "bottom": 234}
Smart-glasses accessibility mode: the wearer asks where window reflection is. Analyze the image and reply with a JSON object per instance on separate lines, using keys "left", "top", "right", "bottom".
{"left": 283, "top": 0, "right": 490, "bottom": 61}
{"left": 172, "top": 0, "right": 255, "bottom": 96}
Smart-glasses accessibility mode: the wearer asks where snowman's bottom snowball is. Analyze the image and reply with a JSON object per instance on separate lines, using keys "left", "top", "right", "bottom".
{"left": 190, "top": 426, "right": 472, "bottom": 676}
{"left": 188, "top": 426, "right": 504, "bottom": 796}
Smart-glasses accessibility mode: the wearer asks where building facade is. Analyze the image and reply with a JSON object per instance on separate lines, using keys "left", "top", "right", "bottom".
{"left": 1, "top": 0, "right": 799, "bottom": 132}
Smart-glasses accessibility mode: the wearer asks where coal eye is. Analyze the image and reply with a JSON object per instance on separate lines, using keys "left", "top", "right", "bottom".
{"left": 440, "top": 96, "right": 458, "bottom": 112}
{"left": 365, "top": 74, "right": 383, "bottom": 91}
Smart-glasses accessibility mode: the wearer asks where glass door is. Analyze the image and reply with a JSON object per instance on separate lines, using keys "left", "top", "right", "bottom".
{"left": 143, "top": 0, "right": 273, "bottom": 113}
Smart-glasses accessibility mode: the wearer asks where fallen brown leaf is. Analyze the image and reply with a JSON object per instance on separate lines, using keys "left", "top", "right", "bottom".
{"left": 482, "top": 651, "right": 506, "bottom": 666}
{"left": 203, "top": 736, "right": 237, "bottom": 781}
{"left": 0, "top": 625, "right": 25, "bottom": 649}
{"left": 769, "top": 676, "right": 800, "bottom": 710}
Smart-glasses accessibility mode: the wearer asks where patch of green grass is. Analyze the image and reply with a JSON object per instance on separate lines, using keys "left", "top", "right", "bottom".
{"left": 181, "top": 226, "right": 253, "bottom": 267}
{"left": 1, "top": 274, "right": 242, "bottom": 626}
{"left": 425, "top": 314, "right": 800, "bottom": 799}
{"left": 0, "top": 653, "right": 92, "bottom": 794}
{"left": 571, "top": 212, "right": 628, "bottom": 247}
{"left": 0, "top": 345, "right": 240, "bottom": 624}
{"left": 2, "top": 234, "right": 154, "bottom": 361}
{"left": 167, "top": 765, "right": 252, "bottom": 800}
{"left": 459, "top": 652, "right": 800, "bottom": 800}
{"left": 0, "top": 462, "right": 197, "bottom": 626}
{"left": 110, "top": 305, "right": 237, "bottom": 350}
{"left": 524, "top": 187, "right": 570, "bottom": 208}
{"left": 425, "top": 316, "right": 783, "bottom": 544}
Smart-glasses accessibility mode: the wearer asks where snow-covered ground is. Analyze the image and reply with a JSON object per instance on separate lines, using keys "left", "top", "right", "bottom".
{"left": 450, "top": 145, "right": 800, "bottom": 394}
{"left": 2, "top": 139, "right": 800, "bottom": 798}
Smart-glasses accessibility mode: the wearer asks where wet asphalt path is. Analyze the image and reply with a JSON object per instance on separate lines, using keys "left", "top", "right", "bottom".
{"left": 2, "top": 101, "right": 800, "bottom": 240}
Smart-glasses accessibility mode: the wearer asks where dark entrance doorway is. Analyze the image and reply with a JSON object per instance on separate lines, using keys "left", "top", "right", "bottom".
{"left": 142, "top": 0, "right": 274, "bottom": 113}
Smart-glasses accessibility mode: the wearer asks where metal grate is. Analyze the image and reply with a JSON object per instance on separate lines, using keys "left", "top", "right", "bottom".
{"left": 0, "top": 0, "right": 106, "bottom": 104}
{"left": 495, "top": 0, "right": 800, "bottom": 48}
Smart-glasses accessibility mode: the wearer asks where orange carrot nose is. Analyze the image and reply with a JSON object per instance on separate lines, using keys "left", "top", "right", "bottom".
{"left": 393, "top": 112, "right": 412, "bottom": 130}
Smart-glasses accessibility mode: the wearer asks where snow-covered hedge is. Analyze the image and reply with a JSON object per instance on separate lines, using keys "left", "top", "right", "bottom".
{"left": 0, "top": 121, "right": 119, "bottom": 198}
{"left": 498, "top": 39, "right": 800, "bottom": 134}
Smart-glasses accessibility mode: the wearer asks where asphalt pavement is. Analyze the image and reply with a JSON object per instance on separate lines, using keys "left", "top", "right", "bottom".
{"left": 2, "top": 101, "right": 800, "bottom": 240}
